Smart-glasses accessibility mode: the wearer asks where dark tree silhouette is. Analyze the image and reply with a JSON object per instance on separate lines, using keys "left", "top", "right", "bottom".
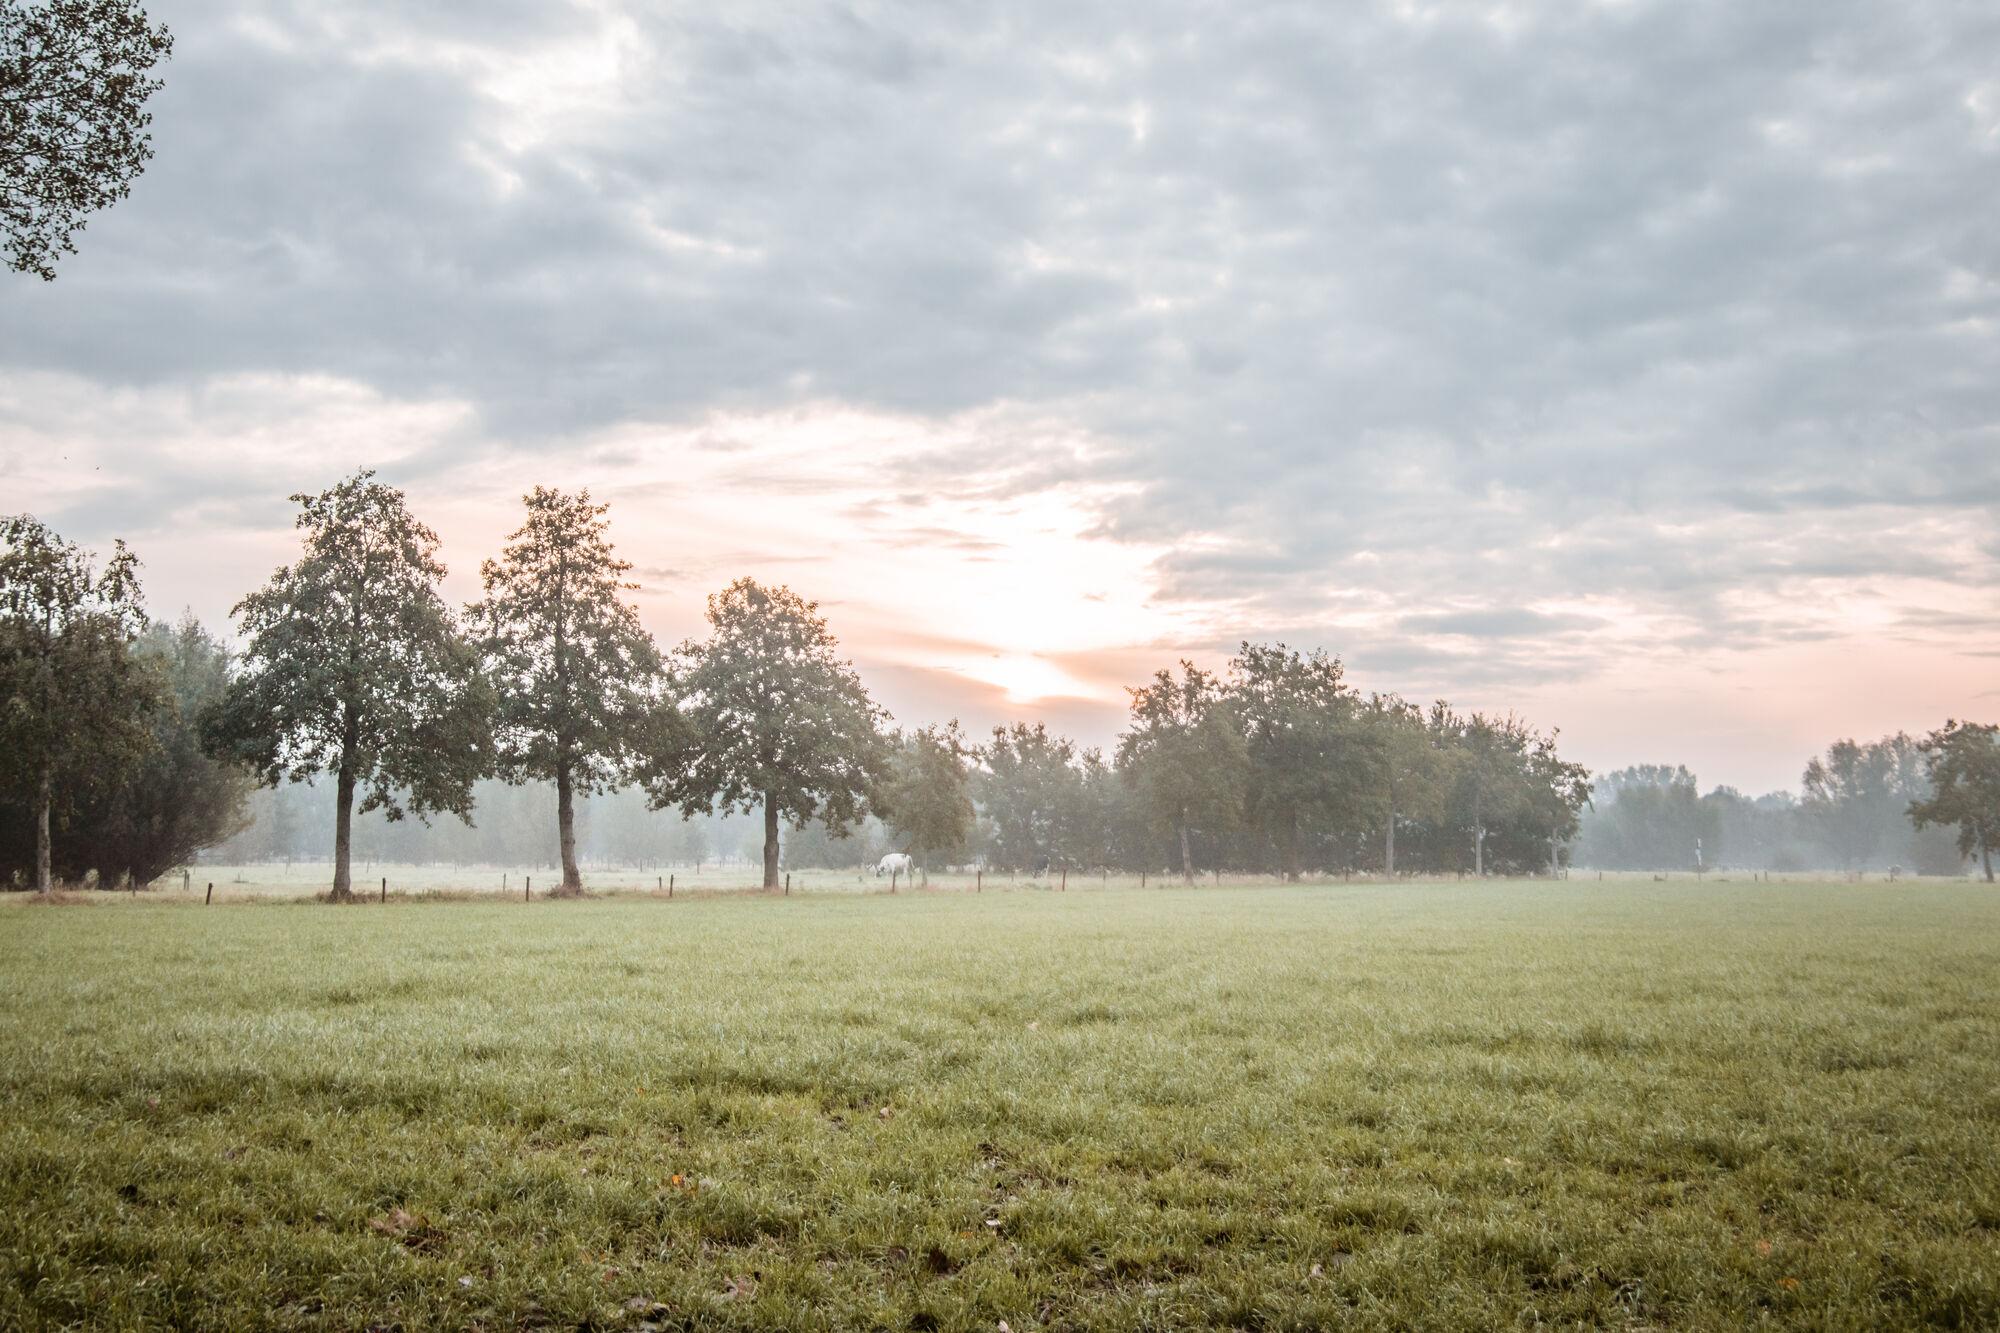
{"left": 2, "top": 0, "right": 172, "bottom": 278}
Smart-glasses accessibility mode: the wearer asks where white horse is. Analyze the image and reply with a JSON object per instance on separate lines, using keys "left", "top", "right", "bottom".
{"left": 875, "top": 852, "right": 915, "bottom": 880}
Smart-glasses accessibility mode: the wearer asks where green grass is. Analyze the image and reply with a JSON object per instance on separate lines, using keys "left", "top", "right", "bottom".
{"left": 1, "top": 882, "right": 1996, "bottom": 1330}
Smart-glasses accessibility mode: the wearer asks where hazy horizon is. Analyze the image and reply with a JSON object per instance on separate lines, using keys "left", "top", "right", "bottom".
{"left": 7, "top": 0, "right": 1998, "bottom": 795}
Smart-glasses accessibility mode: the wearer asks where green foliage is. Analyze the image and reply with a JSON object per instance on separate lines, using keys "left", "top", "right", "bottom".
{"left": 876, "top": 722, "right": 974, "bottom": 869}
{"left": 1227, "top": 643, "right": 1368, "bottom": 880}
{"left": 0, "top": 513, "right": 157, "bottom": 890}
{"left": 1910, "top": 720, "right": 2000, "bottom": 881}
{"left": 1118, "top": 661, "right": 1248, "bottom": 882}
{"left": 468, "top": 487, "right": 665, "bottom": 894}
{"left": 649, "top": 579, "right": 887, "bottom": 888}
{"left": 2, "top": 883, "right": 1997, "bottom": 1329}
{"left": 1361, "top": 694, "right": 1448, "bottom": 875}
{"left": 208, "top": 471, "right": 491, "bottom": 900}
{"left": 1, "top": 0, "right": 172, "bottom": 278}
{"left": 973, "top": 722, "right": 1100, "bottom": 873}
{"left": 1804, "top": 734, "right": 1936, "bottom": 872}
{"left": 57, "top": 614, "right": 250, "bottom": 885}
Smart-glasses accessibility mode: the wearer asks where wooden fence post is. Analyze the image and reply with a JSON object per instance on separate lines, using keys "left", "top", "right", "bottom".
{"left": 785, "top": 873, "right": 791, "bottom": 895}
{"left": 381, "top": 876, "right": 387, "bottom": 903}
{"left": 669, "top": 874, "right": 675, "bottom": 897}
{"left": 976, "top": 868, "right": 981, "bottom": 892}
{"left": 205, "top": 882, "right": 213, "bottom": 905}
{"left": 525, "top": 876, "right": 531, "bottom": 901}
{"left": 1060, "top": 867, "right": 1067, "bottom": 892}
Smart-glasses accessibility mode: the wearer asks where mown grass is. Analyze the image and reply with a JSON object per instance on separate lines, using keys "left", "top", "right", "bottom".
{"left": 1, "top": 882, "right": 1996, "bottom": 1330}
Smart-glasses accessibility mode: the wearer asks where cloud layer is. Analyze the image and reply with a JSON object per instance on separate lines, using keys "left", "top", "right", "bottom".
{"left": 4, "top": 0, "right": 1998, "bottom": 792}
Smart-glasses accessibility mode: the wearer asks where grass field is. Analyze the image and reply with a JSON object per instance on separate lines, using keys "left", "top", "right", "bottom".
{"left": 2, "top": 882, "right": 1996, "bottom": 1330}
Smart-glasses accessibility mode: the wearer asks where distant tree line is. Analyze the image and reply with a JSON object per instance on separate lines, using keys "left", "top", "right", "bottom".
{"left": 6, "top": 473, "right": 1996, "bottom": 892}
{"left": 1577, "top": 729, "right": 1998, "bottom": 880}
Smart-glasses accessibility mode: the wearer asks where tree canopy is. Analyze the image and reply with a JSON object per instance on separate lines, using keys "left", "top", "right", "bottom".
{"left": 2, "top": 0, "right": 172, "bottom": 278}
{"left": 876, "top": 721, "right": 974, "bottom": 876}
{"left": 646, "top": 579, "right": 886, "bottom": 889}
{"left": 0, "top": 513, "right": 157, "bottom": 890}
{"left": 1910, "top": 720, "right": 2000, "bottom": 883}
{"left": 207, "top": 471, "right": 491, "bottom": 901}
{"left": 468, "top": 487, "right": 665, "bottom": 895}
{"left": 1118, "top": 661, "right": 1248, "bottom": 883}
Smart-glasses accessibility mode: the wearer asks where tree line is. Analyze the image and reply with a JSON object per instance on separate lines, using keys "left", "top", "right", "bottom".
{"left": 7, "top": 473, "right": 1996, "bottom": 894}
{"left": 1579, "top": 729, "right": 2000, "bottom": 880}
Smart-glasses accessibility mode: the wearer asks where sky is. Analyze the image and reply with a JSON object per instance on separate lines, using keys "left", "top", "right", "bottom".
{"left": 4, "top": 0, "right": 1998, "bottom": 796}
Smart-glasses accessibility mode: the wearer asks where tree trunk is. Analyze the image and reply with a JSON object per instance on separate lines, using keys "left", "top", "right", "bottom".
{"left": 1983, "top": 834, "right": 1994, "bottom": 884}
{"left": 1549, "top": 837, "right": 1560, "bottom": 878}
{"left": 554, "top": 758, "right": 583, "bottom": 896}
{"left": 1385, "top": 808, "right": 1396, "bottom": 879}
{"left": 762, "top": 792, "right": 781, "bottom": 890}
{"left": 331, "top": 753, "right": 356, "bottom": 903}
{"left": 1178, "top": 823, "right": 1194, "bottom": 885}
{"left": 33, "top": 765, "right": 52, "bottom": 895}
{"left": 1473, "top": 826, "right": 1485, "bottom": 878}
{"left": 1281, "top": 811, "right": 1300, "bottom": 882}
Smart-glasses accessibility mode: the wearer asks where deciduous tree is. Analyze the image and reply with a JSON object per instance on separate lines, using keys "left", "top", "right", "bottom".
{"left": 82, "top": 614, "right": 251, "bottom": 885}
{"left": 0, "top": 513, "right": 156, "bottom": 891}
{"left": 1228, "top": 642, "right": 1366, "bottom": 881}
{"left": 1910, "top": 720, "right": 2000, "bottom": 882}
{"left": 877, "top": 721, "right": 973, "bottom": 880}
{"left": 2, "top": 0, "right": 172, "bottom": 278}
{"left": 646, "top": 579, "right": 886, "bottom": 889}
{"left": 1117, "top": 661, "right": 1247, "bottom": 883}
{"left": 468, "top": 488, "right": 665, "bottom": 895}
{"left": 208, "top": 471, "right": 491, "bottom": 902}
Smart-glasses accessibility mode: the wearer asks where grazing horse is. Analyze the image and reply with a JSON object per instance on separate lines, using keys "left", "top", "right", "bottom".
{"left": 875, "top": 853, "right": 916, "bottom": 880}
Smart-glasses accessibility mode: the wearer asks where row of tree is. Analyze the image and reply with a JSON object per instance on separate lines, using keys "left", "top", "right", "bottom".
{"left": 1578, "top": 729, "right": 2000, "bottom": 880}
{"left": 8, "top": 473, "right": 1995, "bottom": 894}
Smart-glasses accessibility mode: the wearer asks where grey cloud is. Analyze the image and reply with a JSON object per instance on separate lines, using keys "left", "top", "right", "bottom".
{"left": 4, "top": 0, "right": 1999, "bottom": 701}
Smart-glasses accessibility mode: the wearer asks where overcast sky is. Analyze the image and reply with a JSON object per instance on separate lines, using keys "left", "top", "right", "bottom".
{"left": 5, "top": 0, "right": 1998, "bottom": 794}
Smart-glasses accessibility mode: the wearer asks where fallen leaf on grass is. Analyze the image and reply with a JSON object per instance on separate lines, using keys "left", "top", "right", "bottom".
{"left": 369, "top": 1208, "right": 419, "bottom": 1237}
{"left": 878, "top": 1105, "right": 894, "bottom": 1120}
{"left": 1779, "top": 1277, "right": 1800, "bottom": 1291}
{"left": 721, "top": 1275, "right": 757, "bottom": 1301}
{"left": 1756, "top": 1239, "right": 1773, "bottom": 1257}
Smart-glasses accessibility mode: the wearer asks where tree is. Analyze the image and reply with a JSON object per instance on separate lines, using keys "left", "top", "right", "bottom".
{"left": 0, "top": 514, "right": 157, "bottom": 891}
{"left": 1440, "top": 711, "right": 1535, "bottom": 877}
{"left": 1364, "top": 695, "right": 1448, "bottom": 877}
{"left": 78, "top": 614, "right": 250, "bottom": 885}
{"left": 1228, "top": 643, "right": 1366, "bottom": 880}
{"left": 646, "top": 579, "right": 887, "bottom": 890}
{"left": 1117, "top": 661, "right": 1247, "bottom": 883}
{"left": 2, "top": 0, "right": 172, "bottom": 279}
{"left": 1910, "top": 720, "right": 2000, "bottom": 882}
{"left": 877, "top": 721, "right": 973, "bottom": 880}
{"left": 207, "top": 471, "right": 491, "bottom": 902}
{"left": 1802, "top": 738, "right": 1899, "bottom": 871}
{"left": 468, "top": 488, "right": 665, "bottom": 896}
{"left": 668, "top": 810, "right": 710, "bottom": 870}
{"left": 975, "top": 722, "right": 1086, "bottom": 874}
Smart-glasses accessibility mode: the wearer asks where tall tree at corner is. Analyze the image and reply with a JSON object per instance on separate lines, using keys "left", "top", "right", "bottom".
{"left": 2, "top": 0, "right": 173, "bottom": 279}
{"left": 647, "top": 579, "right": 886, "bottom": 889}
{"left": 0, "top": 515, "right": 157, "bottom": 892}
{"left": 468, "top": 488, "right": 664, "bottom": 896}
{"left": 208, "top": 472, "right": 490, "bottom": 902}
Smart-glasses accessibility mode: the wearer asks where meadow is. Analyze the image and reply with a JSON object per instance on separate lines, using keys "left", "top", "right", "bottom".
{"left": 1, "top": 881, "right": 1996, "bottom": 1331}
